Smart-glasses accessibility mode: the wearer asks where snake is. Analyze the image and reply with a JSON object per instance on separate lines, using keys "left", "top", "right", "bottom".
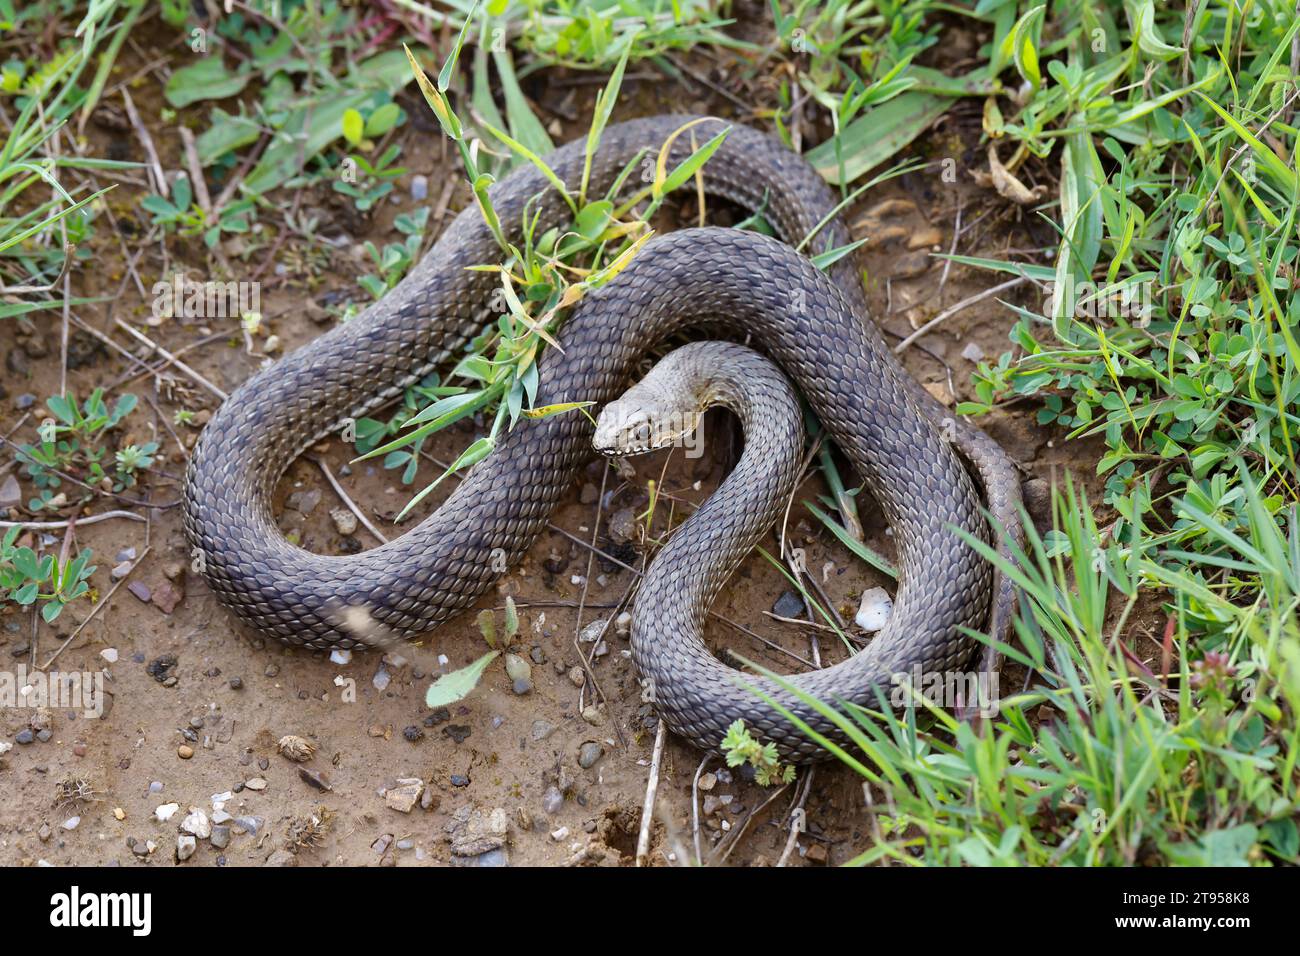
{"left": 183, "top": 115, "right": 1023, "bottom": 761}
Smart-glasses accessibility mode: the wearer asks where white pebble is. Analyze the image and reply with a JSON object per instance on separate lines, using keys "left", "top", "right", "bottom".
{"left": 855, "top": 587, "right": 894, "bottom": 632}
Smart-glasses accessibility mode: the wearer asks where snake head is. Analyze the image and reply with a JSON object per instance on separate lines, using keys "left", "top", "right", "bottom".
{"left": 593, "top": 386, "right": 702, "bottom": 459}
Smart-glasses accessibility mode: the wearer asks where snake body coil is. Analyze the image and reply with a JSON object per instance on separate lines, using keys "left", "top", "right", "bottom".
{"left": 184, "top": 116, "right": 1022, "bottom": 760}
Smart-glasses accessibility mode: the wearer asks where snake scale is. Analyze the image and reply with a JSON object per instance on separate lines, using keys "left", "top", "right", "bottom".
{"left": 183, "top": 115, "right": 1023, "bottom": 761}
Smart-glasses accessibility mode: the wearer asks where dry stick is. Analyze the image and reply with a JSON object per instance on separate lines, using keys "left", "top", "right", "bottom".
{"left": 113, "top": 319, "right": 229, "bottom": 401}
{"left": 546, "top": 522, "right": 637, "bottom": 574}
{"left": 935, "top": 203, "right": 963, "bottom": 304}
{"left": 120, "top": 89, "right": 166, "bottom": 195}
{"left": 40, "top": 545, "right": 153, "bottom": 671}
{"left": 1, "top": 511, "right": 146, "bottom": 530}
{"left": 635, "top": 718, "right": 668, "bottom": 867}
{"left": 664, "top": 53, "right": 753, "bottom": 112}
{"left": 308, "top": 455, "right": 390, "bottom": 545}
{"left": 573, "top": 462, "right": 611, "bottom": 712}
{"left": 690, "top": 753, "right": 716, "bottom": 866}
{"left": 893, "top": 276, "right": 1028, "bottom": 353}
{"left": 107, "top": 329, "right": 230, "bottom": 393}
{"left": 178, "top": 126, "right": 212, "bottom": 213}
{"left": 776, "top": 768, "right": 816, "bottom": 867}
{"left": 715, "top": 613, "right": 818, "bottom": 669}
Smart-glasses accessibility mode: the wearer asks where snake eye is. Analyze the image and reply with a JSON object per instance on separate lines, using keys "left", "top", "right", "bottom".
{"left": 630, "top": 420, "right": 652, "bottom": 446}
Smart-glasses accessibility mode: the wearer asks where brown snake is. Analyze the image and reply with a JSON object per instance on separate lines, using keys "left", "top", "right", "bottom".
{"left": 183, "top": 115, "right": 1023, "bottom": 761}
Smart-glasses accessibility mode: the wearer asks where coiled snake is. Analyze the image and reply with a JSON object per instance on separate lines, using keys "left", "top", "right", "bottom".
{"left": 183, "top": 116, "right": 1022, "bottom": 761}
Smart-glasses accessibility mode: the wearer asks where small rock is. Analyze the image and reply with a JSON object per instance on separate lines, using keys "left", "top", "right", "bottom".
{"left": 155, "top": 803, "right": 179, "bottom": 822}
{"left": 264, "top": 848, "right": 297, "bottom": 867}
{"left": 245, "top": 777, "right": 267, "bottom": 791}
{"left": 450, "top": 774, "right": 469, "bottom": 787}
{"left": 772, "top": 590, "right": 806, "bottom": 618}
{"left": 608, "top": 508, "right": 636, "bottom": 543}
{"left": 278, "top": 734, "right": 316, "bottom": 762}
{"left": 410, "top": 174, "right": 429, "bottom": 201}
{"left": 38, "top": 823, "right": 52, "bottom": 842}
{"left": 403, "top": 725, "right": 424, "bottom": 742}
{"left": 329, "top": 648, "right": 352, "bottom": 665}
{"left": 445, "top": 805, "right": 508, "bottom": 856}
{"left": 152, "top": 580, "right": 183, "bottom": 614}
{"left": 100, "top": 648, "right": 119, "bottom": 663}
{"left": 299, "top": 768, "right": 333, "bottom": 792}
{"left": 286, "top": 489, "right": 322, "bottom": 515}
{"left": 181, "top": 808, "right": 211, "bottom": 838}
{"left": 329, "top": 507, "right": 358, "bottom": 536}
{"left": 177, "top": 835, "right": 196, "bottom": 861}
{"left": 531, "top": 720, "right": 556, "bottom": 742}
{"left": 504, "top": 653, "right": 531, "bottom": 682}
{"left": 210, "top": 825, "right": 230, "bottom": 849}
{"left": 855, "top": 587, "right": 894, "bottom": 632}
{"left": 443, "top": 724, "right": 471, "bottom": 745}
{"left": 615, "top": 611, "right": 632, "bottom": 637}
{"left": 0, "top": 474, "right": 20, "bottom": 510}
{"left": 567, "top": 666, "right": 586, "bottom": 688}
{"left": 127, "top": 581, "right": 151, "bottom": 603}
{"left": 579, "top": 619, "right": 607, "bottom": 643}
{"left": 961, "top": 341, "right": 986, "bottom": 363}
{"left": 550, "top": 826, "right": 570, "bottom": 841}
{"left": 15, "top": 729, "right": 34, "bottom": 745}
{"left": 177, "top": 744, "right": 194, "bottom": 759}
{"left": 698, "top": 772, "right": 717, "bottom": 792}
{"left": 511, "top": 678, "right": 533, "bottom": 695}
{"left": 541, "top": 785, "right": 564, "bottom": 815}
{"left": 62, "top": 816, "right": 81, "bottom": 830}
{"left": 385, "top": 778, "right": 424, "bottom": 813}
{"left": 578, "top": 741, "right": 604, "bottom": 769}
{"left": 146, "top": 654, "right": 177, "bottom": 682}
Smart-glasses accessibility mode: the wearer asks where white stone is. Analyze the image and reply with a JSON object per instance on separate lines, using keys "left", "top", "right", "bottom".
{"left": 855, "top": 587, "right": 894, "bottom": 632}
{"left": 181, "top": 807, "right": 212, "bottom": 838}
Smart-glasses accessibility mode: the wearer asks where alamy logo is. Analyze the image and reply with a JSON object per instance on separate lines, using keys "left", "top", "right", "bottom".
{"left": 49, "top": 886, "right": 151, "bottom": 936}
{"left": 150, "top": 271, "right": 261, "bottom": 321}
{"left": 1, "top": 666, "right": 104, "bottom": 718}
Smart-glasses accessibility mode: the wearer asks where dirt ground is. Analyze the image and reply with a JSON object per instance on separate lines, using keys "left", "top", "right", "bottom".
{"left": 0, "top": 21, "right": 1156, "bottom": 867}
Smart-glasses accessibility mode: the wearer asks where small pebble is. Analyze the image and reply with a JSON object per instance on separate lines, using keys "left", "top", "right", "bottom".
{"left": 855, "top": 587, "right": 894, "bottom": 632}
{"left": 541, "top": 786, "right": 564, "bottom": 815}
{"left": 578, "top": 741, "right": 604, "bottom": 769}
{"left": 177, "top": 744, "right": 194, "bottom": 759}
{"left": 210, "top": 825, "right": 231, "bottom": 849}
